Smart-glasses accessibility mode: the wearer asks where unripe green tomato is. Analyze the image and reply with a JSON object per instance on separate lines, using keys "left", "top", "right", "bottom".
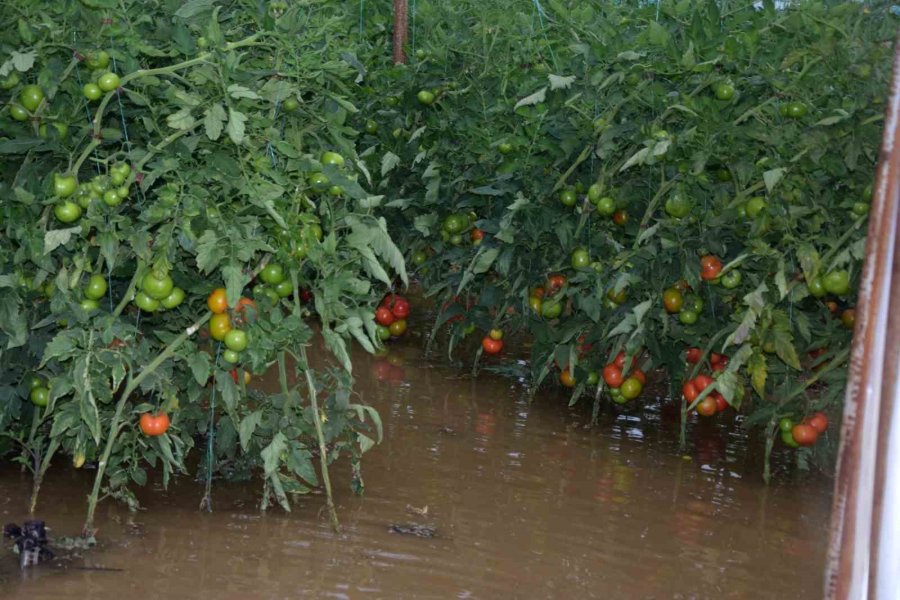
{"left": 222, "top": 349, "right": 241, "bottom": 364}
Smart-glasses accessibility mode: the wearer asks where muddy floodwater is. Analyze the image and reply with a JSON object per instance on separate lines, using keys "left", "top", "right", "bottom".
{"left": 1, "top": 335, "right": 832, "bottom": 599}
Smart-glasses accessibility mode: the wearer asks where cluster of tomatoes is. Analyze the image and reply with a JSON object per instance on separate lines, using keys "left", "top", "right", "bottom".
{"left": 53, "top": 162, "right": 134, "bottom": 225}
{"left": 779, "top": 412, "right": 829, "bottom": 448}
{"left": 528, "top": 274, "right": 566, "bottom": 319}
{"left": 132, "top": 270, "right": 185, "bottom": 314}
{"left": 481, "top": 328, "right": 504, "bottom": 354}
{"left": 601, "top": 351, "right": 647, "bottom": 404}
{"left": 374, "top": 293, "right": 411, "bottom": 341}
{"left": 254, "top": 263, "right": 294, "bottom": 301}
{"left": 77, "top": 50, "right": 122, "bottom": 101}
{"left": 440, "top": 212, "right": 482, "bottom": 246}
{"left": 207, "top": 288, "right": 253, "bottom": 365}
{"left": 682, "top": 349, "right": 730, "bottom": 416}
{"left": 559, "top": 183, "right": 629, "bottom": 226}
{"left": 662, "top": 283, "right": 706, "bottom": 325}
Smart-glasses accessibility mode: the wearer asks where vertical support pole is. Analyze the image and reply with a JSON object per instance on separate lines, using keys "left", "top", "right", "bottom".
{"left": 825, "top": 42, "right": 900, "bottom": 600}
{"left": 393, "top": 0, "right": 408, "bottom": 64}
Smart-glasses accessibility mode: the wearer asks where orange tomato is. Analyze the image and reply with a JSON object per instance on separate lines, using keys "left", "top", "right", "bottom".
{"left": 207, "top": 287, "right": 228, "bottom": 314}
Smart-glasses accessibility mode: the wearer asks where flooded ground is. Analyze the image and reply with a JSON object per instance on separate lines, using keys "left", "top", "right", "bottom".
{"left": 1, "top": 333, "right": 832, "bottom": 599}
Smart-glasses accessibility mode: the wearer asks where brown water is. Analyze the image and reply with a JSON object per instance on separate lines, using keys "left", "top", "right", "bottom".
{"left": 1, "top": 335, "right": 832, "bottom": 599}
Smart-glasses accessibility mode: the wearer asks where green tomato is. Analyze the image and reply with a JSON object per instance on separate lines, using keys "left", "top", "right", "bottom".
{"left": 84, "top": 274, "right": 108, "bottom": 300}
{"left": 745, "top": 197, "right": 767, "bottom": 218}
{"left": 376, "top": 325, "right": 391, "bottom": 341}
{"left": 86, "top": 50, "right": 110, "bottom": 70}
{"left": 30, "top": 386, "right": 50, "bottom": 407}
{"left": 224, "top": 329, "right": 249, "bottom": 352}
{"left": 823, "top": 270, "right": 850, "bottom": 296}
{"left": 97, "top": 72, "right": 121, "bottom": 92}
{"left": 222, "top": 349, "right": 241, "bottom": 364}
{"left": 720, "top": 270, "right": 742, "bottom": 289}
{"left": 595, "top": 196, "right": 616, "bottom": 216}
{"left": 1, "top": 72, "right": 20, "bottom": 90}
{"left": 260, "top": 263, "right": 285, "bottom": 285}
{"left": 54, "top": 174, "right": 78, "bottom": 198}
{"left": 19, "top": 85, "right": 44, "bottom": 112}
{"left": 365, "top": 120, "right": 378, "bottom": 134}
{"left": 255, "top": 285, "right": 280, "bottom": 304}
{"left": 83, "top": 83, "right": 102, "bottom": 101}
{"left": 443, "top": 214, "right": 466, "bottom": 234}
{"left": 274, "top": 280, "right": 293, "bottom": 298}
{"left": 80, "top": 298, "right": 100, "bottom": 313}
{"left": 807, "top": 277, "right": 827, "bottom": 298}
{"left": 714, "top": 82, "right": 735, "bottom": 101}
{"left": 786, "top": 102, "right": 808, "bottom": 118}
{"left": 779, "top": 417, "right": 795, "bottom": 433}
{"left": 679, "top": 310, "right": 698, "bottom": 325}
{"left": 587, "top": 184, "right": 602, "bottom": 204}
{"left": 412, "top": 250, "right": 428, "bottom": 266}
{"left": 851, "top": 202, "right": 869, "bottom": 216}
{"left": 142, "top": 272, "right": 174, "bottom": 300}
{"left": 781, "top": 429, "right": 799, "bottom": 448}
{"left": 416, "top": 90, "right": 435, "bottom": 105}
{"left": 321, "top": 151, "right": 345, "bottom": 167}
{"left": 450, "top": 233, "right": 463, "bottom": 246}
{"left": 307, "top": 172, "right": 329, "bottom": 192}
{"left": 54, "top": 201, "right": 82, "bottom": 223}
{"left": 134, "top": 291, "right": 160, "bottom": 312}
{"left": 283, "top": 97, "right": 299, "bottom": 112}
{"left": 571, "top": 248, "right": 591, "bottom": 269}
{"left": 9, "top": 104, "right": 29, "bottom": 121}
{"left": 559, "top": 188, "right": 577, "bottom": 207}
{"left": 160, "top": 287, "right": 185, "bottom": 309}
{"left": 541, "top": 300, "right": 562, "bottom": 319}
{"left": 103, "top": 189, "right": 122, "bottom": 207}
{"left": 664, "top": 192, "right": 691, "bottom": 218}
{"left": 498, "top": 142, "right": 513, "bottom": 155}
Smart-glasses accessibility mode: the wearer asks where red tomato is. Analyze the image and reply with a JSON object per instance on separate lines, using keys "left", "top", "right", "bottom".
{"left": 547, "top": 274, "right": 567, "bottom": 292}
{"left": 807, "top": 412, "right": 829, "bottom": 434}
{"left": 531, "top": 286, "right": 546, "bottom": 299}
{"left": 470, "top": 228, "right": 484, "bottom": 243}
{"left": 693, "top": 374, "right": 714, "bottom": 392}
{"left": 139, "top": 413, "right": 170, "bottom": 437}
{"left": 391, "top": 298, "right": 411, "bottom": 319}
{"left": 482, "top": 336, "right": 503, "bottom": 354}
{"left": 697, "top": 397, "right": 717, "bottom": 416}
{"left": 700, "top": 255, "right": 723, "bottom": 281}
{"left": 713, "top": 392, "right": 728, "bottom": 413}
{"left": 710, "top": 352, "right": 725, "bottom": 365}
{"left": 685, "top": 347, "right": 702, "bottom": 364}
{"left": 375, "top": 306, "right": 395, "bottom": 326}
{"left": 791, "top": 424, "right": 819, "bottom": 446}
{"left": 603, "top": 364, "right": 623, "bottom": 388}
{"left": 631, "top": 369, "right": 647, "bottom": 385}
{"left": 682, "top": 380, "right": 699, "bottom": 403}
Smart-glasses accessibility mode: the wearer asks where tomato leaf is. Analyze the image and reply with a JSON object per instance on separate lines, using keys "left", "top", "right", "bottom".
{"left": 381, "top": 151, "right": 400, "bottom": 176}
{"left": 238, "top": 411, "right": 262, "bottom": 452}
{"left": 43, "top": 227, "right": 82, "bottom": 255}
{"left": 203, "top": 103, "right": 226, "bottom": 141}
{"left": 514, "top": 87, "right": 547, "bottom": 110}
{"left": 548, "top": 74, "right": 576, "bottom": 90}
{"left": 225, "top": 108, "right": 247, "bottom": 145}
{"left": 261, "top": 432, "right": 287, "bottom": 477}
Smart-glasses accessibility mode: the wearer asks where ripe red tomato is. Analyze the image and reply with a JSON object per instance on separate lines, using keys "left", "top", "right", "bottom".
{"left": 807, "top": 412, "right": 829, "bottom": 434}
{"left": 713, "top": 392, "right": 728, "bottom": 413}
{"left": 612, "top": 210, "right": 628, "bottom": 226}
{"left": 710, "top": 352, "right": 725, "bottom": 365}
{"left": 603, "top": 364, "right": 623, "bottom": 388}
{"left": 791, "top": 424, "right": 819, "bottom": 446}
{"left": 470, "top": 228, "right": 484, "bottom": 243}
{"left": 208, "top": 288, "right": 228, "bottom": 314}
{"left": 547, "top": 274, "right": 567, "bottom": 292}
{"left": 531, "top": 286, "right": 546, "bottom": 299}
{"left": 391, "top": 298, "right": 411, "bottom": 319}
{"left": 696, "top": 397, "right": 717, "bottom": 416}
{"left": 375, "top": 306, "right": 395, "bottom": 326}
{"left": 139, "top": 413, "right": 170, "bottom": 437}
{"left": 700, "top": 255, "right": 723, "bottom": 281}
{"left": 682, "top": 380, "right": 698, "bottom": 403}
{"left": 685, "top": 347, "right": 702, "bottom": 364}
{"left": 482, "top": 336, "right": 503, "bottom": 354}
{"left": 230, "top": 369, "right": 252, "bottom": 385}
{"left": 631, "top": 369, "right": 647, "bottom": 385}
{"left": 693, "top": 374, "right": 714, "bottom": 392}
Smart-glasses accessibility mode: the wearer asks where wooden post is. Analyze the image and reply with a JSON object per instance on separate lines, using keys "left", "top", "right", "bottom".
{"left": 392, "top": 0, "right": 408, "bottom": 65}
{"left": 824, "top": 42, "right": 900, "bottom": 600}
